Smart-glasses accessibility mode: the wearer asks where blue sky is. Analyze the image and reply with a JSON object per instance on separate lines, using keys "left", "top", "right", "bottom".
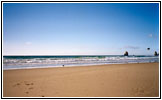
{"left": 3, "top": 3, "right": 159, "bottom": 55}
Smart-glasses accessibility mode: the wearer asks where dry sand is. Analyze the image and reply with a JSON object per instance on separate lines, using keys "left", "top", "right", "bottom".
{"left": 3, "top": 63, "right": 159, "bottom": 97}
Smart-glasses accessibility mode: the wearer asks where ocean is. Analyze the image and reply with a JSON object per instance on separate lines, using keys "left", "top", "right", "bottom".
{"left": 3, "top": 55, "right": 159, "bottom": 70}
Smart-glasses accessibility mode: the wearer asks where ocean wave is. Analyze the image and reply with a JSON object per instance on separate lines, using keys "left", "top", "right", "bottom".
{"left": 3, "top": 56, "right": 159, "bottom": 70}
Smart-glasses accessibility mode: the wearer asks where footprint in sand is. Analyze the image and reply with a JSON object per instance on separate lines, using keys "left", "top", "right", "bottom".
{"left": 13, "top": 83, "right": 21, "bottom": 87}
{"left": 29, "top": 87, "right": 34, "bottom": 90}
{"left": 139, "top": 89, "right": 145, "bottom": 93}
{"left": 25, "top": 83, "right": 30, "bottom": 86}
{"left": 24, "top": 82, "right": 34, "bottom": 86}
{"left": 133, "top": 87, "right": 145, "bottom": 95}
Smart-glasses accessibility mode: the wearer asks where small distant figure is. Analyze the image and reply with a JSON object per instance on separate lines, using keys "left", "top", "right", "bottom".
{"left": 62, "top": 65, "right": 64, "bottom": 67}
{"left": 154, "top": 51, "right": 159, "bottom": 56}
{"left": 124, "top": 51, "right": 129, "bottom": 56}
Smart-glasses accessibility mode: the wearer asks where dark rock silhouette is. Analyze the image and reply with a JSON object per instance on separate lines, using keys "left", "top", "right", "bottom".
{"left": 124, "top": 51, "right": 129, "bottom": 56}
{"left": 147, "top": 48, "right": 150, "bottom": 50}
{"left": 154, "top": 51, "right": 159, "bottom": 56}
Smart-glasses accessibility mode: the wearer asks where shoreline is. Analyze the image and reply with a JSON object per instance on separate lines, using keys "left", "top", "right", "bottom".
{"left": 3, "top": 62, "right": 158, "bottom": 71}
{"left": 3, "top": 63, "right": 159, "bottom": 97}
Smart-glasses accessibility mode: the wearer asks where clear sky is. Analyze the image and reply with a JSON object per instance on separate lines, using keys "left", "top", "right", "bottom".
{"left": 3, "top": 3, "right": 159, "bottom": 55}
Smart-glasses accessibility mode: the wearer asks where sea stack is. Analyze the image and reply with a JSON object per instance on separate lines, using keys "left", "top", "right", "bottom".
{"left": 124, "top": 51, "right": 129, "bottom": 56}
{"left": 154, "top": 51, "right": 158, "bottom": 56}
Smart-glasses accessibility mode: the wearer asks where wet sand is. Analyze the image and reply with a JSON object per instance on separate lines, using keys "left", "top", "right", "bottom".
{"left": 3, "top": 63, "right": 159, "bottom": 97}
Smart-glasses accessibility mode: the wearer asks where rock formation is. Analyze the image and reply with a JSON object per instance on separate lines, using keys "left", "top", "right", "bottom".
{"left": 124, "top": 51, "right": 128, "bottom": 56}
{"left": 154, "top": 51, "right": 159, "bottom": 56}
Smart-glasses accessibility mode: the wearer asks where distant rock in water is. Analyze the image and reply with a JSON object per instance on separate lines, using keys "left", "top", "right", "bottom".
{"left": 154, "top": 51, "right": 159, "bottom": 56}
{"left": 124, "top": 51, "right": 129, "bottom": 56}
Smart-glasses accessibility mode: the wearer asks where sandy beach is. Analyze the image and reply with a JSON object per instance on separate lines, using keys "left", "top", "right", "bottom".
{"left": 3, "top": 63, "right": 159, "bottom": 97}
